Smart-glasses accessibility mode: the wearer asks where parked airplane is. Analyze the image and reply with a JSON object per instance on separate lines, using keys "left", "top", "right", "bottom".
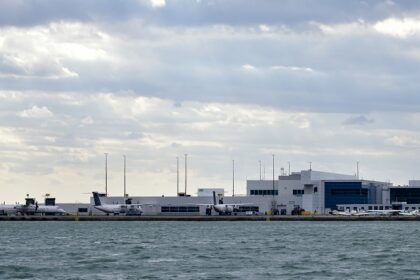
{"left": 367, "top": 209, "right": 401, "bottom": 216}
{"left": 331, "top": 210, "right": 369, "bottom": 216}
{"left": 0, "top": 199, "right": 66, "bottom": 215}
{"left": 0, "top": 203, "right": 19, "bottom": 215}
{"left": 197, "top": 191, "right": 251, "bottom": 215}
{"left": 399, "top": 209, "right": 420, "bottom": 216}
{"left": 92, "top": 192, "right": 146, "bottom": 216}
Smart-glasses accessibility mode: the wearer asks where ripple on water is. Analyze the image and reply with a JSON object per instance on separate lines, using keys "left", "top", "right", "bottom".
{"left": 1, "top": 221, "right": 420, "bottom": 279}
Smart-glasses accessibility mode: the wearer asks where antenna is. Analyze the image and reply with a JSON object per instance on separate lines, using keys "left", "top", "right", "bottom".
{"left": 232, "top": 159, "right": 235, "bottom": 197}
{"left": 309, "top": 161, "right": 312, "bottom": 171}
{"left": 288, "top": 161, "right": 290, "bottom": 175}
{"left": 271, "top": 154, "right": 277, "bottom": 215}
{"left": 259, "top": 160, "right": 262, "bottom": 180}
{"left": 356, "top": 161, "right": 359, "bottom": 179}
{"left": 104, "top": 153, "right": 108, "bottom": 196}
{"left": 184, "top": 154, "right": 188, "bottom": 195}
{"left": 263, "top": 165, "right": 266, "bottom": 180}
{"left": 123, "top": 155, "right": 126, "bottom": 197}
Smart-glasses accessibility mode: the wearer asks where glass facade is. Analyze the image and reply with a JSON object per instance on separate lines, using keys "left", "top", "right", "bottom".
{"left": 293, "top": 189, "right": 304, "bottom": 195}
{"left": 236, "top": 206, "right": 259, "bottom": 212}
{"left": 324, "top": 181, "right": 367, "bottom": 210}
{"left": 161, "top": 206, "right": 200, "bottom": 213}
{"left": 250, "top": 189, "right": 278, "bottom": 195}
{"left": 390, "top": 188, "right": 420, "bottom": 204}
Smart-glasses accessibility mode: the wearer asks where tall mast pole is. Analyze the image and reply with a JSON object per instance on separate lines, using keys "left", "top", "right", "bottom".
{"left": 357, "top": 161, "right": 359, "bottom": 179}
{"left": 272, "top": 154, "right": 275, "bottom": 197}
{"left": 232, "top": 159, "right": 235, "bottom": 197}
{"left": 104, "top": 153, "right": 108, "bottom": 196}
{"left": 259, "top": 160, "right": 262, "bottom": 180}
{"left": 123, "top": 155, "right": 126, "bottom": 197}
{"left": 176, "top": 157, "right": 179, "bottom": 195}
{"left": 184, "top": 154, "right": 188, "bottom": 195}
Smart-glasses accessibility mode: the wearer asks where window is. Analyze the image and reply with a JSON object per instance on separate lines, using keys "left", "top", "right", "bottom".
{"left": 292, "top": 189, "right": 304, "bottom": 195}
{"left": 250, "top": 189, "right": 278, "bottom": 196}
{"left": 78, "top": 208, "right": 88, "bottom": 213}
{"left": 237, "top": 206, "right": 259, "bottom": 212}
{"left": 161, "top": 206, "right": 199, "bottom": 213}
{"left": 314, "top": 187, "right": 318, "bottom": 193}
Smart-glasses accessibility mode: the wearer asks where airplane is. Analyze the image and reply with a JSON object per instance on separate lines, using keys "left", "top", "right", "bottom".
{"left": 367, "top": 209, "right": 401, "bottom": 216}
{"left": 0, "top": 203, "right": 20, "bottom": 215}
{"left": 92, "top": 192, "right": 146, "bottom": 216}
{"left": 196, "top": 191, "right": 251, "bottom": 215}
{"left": 331, "top": 210, "right": 369, "bottom": 216}
{"left": 398, "top": 209, "right": 420, "bottom": 216}
{"left": 0, "top": 199, "right": 66, "bottom": 215}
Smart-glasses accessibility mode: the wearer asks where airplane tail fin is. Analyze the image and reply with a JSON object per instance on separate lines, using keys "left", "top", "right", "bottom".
{"left": 213, "top": 191, "right": 217, "bottom": 205}
{"left": 92, "top": 192, "right": 102, "bottom": 206}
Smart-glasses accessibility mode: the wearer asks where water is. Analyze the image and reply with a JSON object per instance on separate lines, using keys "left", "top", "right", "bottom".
{"left": 1, "top": 221, "right": 420, "bottom": 279}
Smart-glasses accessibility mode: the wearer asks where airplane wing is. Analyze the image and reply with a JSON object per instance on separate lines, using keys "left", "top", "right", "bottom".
{"left": 224, "top": 203, "right": 253, "bottom": 206}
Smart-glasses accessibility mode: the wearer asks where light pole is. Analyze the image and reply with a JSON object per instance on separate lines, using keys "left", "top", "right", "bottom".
{"left": 184, "top": 154, "right": 188, "bottom": 195}
{"left": 104, "top": 153, "right": 108, "bottom": 196}
{"left": 123, "top": 155, "right": 126, "bottom": 197}
{"left": 272, "top": 155, "right": 275, "bottom": 197}
{"left": 356, "top": 161, "right": 359, "bottom": 179}
{"left": 176, "top": 157, "right": 179, "bottom": 196}
{"left": 272, "top": 154, "right": 276, "bottom": 215}
{"left": 232, "top": 160, "right": 235, "bottom": 197}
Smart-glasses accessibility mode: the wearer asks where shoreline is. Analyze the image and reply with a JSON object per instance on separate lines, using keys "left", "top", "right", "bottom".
{"left": 1, "top": 215, "right": 420, "bottom": 221}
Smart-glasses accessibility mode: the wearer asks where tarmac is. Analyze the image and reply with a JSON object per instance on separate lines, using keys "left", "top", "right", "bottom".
{"left": 2, "top": 215, "right": 420, "bottom": 221}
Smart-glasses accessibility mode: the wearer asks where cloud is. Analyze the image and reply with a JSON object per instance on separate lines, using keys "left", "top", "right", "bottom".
{"left": 149, "top": 0, "right": 165, "bottom": 8}
{"left": 343, "top": 115, "right": 374, "bottom": 126}
{"left": 374, "top": 17, "right": 420, "bottom": 38}
{"left": 241, "top": 64, "right": 256, "bottom": 71}
{"left": 18, "top": 105, "right": 53, "bottom": 118}
{"left": 2, "top": 2, "right": 420, "bottom": 201}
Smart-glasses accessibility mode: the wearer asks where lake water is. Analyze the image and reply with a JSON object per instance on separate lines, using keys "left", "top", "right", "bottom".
{"left": 1, "top": 221, "right": 419, "bottom": 279}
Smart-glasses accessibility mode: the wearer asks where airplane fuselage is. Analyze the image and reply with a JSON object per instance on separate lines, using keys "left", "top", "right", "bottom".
{"left": 0, "top": 204, "right": 65, "bottom": 215}
{"left": 94, "top": 204, "right": 143, "bottom": 215}
{"left": 213, "top": 204, "right": 236, "bottom": 215}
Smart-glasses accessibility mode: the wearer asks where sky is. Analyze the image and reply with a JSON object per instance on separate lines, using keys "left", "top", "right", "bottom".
{"left": 1, "top": 0, "right": 420, "bottom": 203}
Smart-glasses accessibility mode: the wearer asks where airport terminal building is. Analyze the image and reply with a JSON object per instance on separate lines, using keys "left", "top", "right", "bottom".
{"left": 53, "top": 169, "right": 420, "bottom": 216}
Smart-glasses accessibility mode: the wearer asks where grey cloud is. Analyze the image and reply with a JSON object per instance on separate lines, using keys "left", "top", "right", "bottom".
{"left": 2, "top": 2, "right": 420, "bottom": 201}
{"left": 343, "top": 115, "right": 374, "bottom": 125}
{"left": 0, "top": 0, "right": 419, "bottom": 28}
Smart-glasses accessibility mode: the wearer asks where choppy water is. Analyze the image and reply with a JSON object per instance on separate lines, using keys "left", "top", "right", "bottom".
{"left": 1, "top": 221, "right": 420, "bottom": 279}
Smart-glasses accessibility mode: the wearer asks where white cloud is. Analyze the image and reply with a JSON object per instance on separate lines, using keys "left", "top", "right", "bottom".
{"left": 0, "top": 128, "right": 22, "bottom": 144}
{"left": 241, "top": 64, "right": 256, "bottom": 71}
{"left": 374, "top": 17, "right": 420, "bottom": 38}
{"left": 258, "top": 24, "right": 270, "bottom": 32}
{"left": 81, "top": 116, "right": 94, "bottom": 125}
{"left": 149, "top": 0, "right": 166, "bottom": 8}
{"left": 19, "top": 105, "right": 53, "bottom": 119}
{"left": 271, "top": 65, "right": 314, "bottom": 73}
